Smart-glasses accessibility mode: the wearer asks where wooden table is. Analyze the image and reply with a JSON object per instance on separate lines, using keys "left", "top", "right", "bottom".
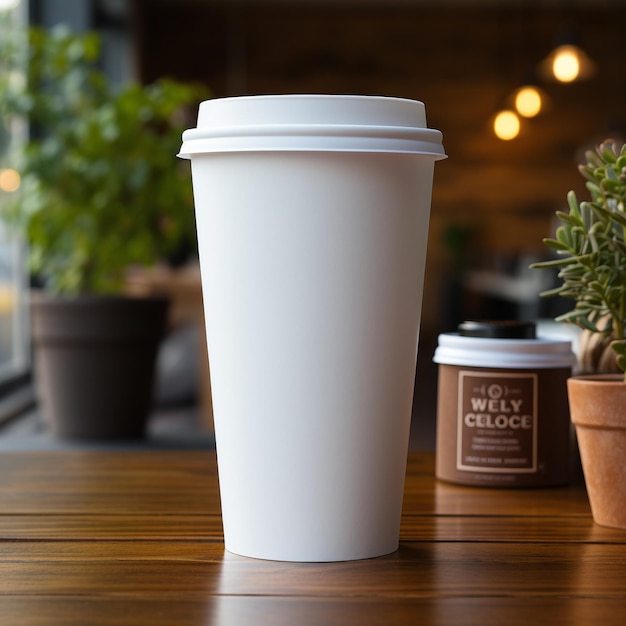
{"left": 1, "top": 451, "right": 625, "bottom": 625}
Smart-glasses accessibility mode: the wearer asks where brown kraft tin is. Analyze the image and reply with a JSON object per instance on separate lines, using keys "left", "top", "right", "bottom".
{"left": 433, "top": 322, "right": 576, "bottom": 487}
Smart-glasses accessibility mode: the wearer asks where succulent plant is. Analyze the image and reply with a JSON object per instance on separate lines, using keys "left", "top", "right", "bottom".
{"left": 532, "top": 139, "right": 626, "bottom": 379}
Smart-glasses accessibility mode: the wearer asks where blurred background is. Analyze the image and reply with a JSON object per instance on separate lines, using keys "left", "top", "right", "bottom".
{"left": 0, "top": 0, "right": 623, "bottom": 447}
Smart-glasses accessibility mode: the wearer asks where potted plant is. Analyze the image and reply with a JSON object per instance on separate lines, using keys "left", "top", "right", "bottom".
{"left": 0, "top": 25, "right": 207, "bottom": 439}
{"left": 532, "top": 139, "right": 626, "bottom": 529}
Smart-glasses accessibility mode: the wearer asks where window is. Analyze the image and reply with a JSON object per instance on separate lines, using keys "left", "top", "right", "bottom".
{"left": 0, "top": 0, "right": 32, "bottom": 423}
{"left": 0, "top": 224, "right": 29, "bottom": 384}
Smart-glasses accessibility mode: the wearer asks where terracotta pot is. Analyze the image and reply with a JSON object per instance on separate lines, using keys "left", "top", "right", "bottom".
{"left": 568, "top": 374, "right": 626, "bottom": 529}
{"left": 31, "top": 294, "right": 169, "bottom": 440}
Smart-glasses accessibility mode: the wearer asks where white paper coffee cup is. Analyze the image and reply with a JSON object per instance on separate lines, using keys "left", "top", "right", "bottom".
{"left": 179, "top": 94, "right": 445, "bottom": 561}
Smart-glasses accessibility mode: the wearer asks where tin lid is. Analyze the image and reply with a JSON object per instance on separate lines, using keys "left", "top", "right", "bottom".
{"left": 433, "top": 331, "right": 576, "bottom": 369}
{"left": 458, "top": 320, "right": 536, "bottom": 339}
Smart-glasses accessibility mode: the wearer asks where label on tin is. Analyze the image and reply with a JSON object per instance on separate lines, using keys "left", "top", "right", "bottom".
{"left": 457, "top": 371, "right": 537, "bottom": 473}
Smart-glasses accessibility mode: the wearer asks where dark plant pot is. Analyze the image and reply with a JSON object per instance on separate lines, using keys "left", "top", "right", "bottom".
{"left": 31, "top": 294, "right": 169, "bottom": 440}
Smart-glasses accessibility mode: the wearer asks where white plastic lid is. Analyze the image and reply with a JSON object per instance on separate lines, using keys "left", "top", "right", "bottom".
{"left": 433, "top": 332, "right": 576, "bottom": 369}
{"left": 178, "top": 94, "right": 446, "bottom": 158}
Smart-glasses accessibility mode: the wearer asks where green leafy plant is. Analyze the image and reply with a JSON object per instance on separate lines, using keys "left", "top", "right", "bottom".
{"left": 0, "top": 25, "right": 208, "bottom": 294}
{"left": 532, "top": 139, "right": 626, "bottom": 379}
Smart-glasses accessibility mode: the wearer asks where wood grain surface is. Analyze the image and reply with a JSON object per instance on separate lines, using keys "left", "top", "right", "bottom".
{"left": 1, "top": 451, "right": 624, "bottom": 625}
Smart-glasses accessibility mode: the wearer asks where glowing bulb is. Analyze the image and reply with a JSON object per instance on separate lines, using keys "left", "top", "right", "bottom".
{"left": 515, "top": 86, "right": 542, "bottom": 118}
{"left": 0, "top": 168, "right": 20, "bottom": 192}
{"left": 494, "top": 110, "right": 520, "bottom": 141}
{"left": 552, "top": 45, "right": 580, "bottom": 83}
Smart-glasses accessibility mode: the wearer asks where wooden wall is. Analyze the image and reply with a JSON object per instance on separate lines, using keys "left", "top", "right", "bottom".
{"left": 134, "top": 0, "right": 626, "bottom": 332}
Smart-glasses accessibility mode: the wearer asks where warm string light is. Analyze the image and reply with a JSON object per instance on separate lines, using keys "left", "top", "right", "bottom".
{"left": 539, "top": 32, "right": 596, "bottom": 84}
{"left": 552, "top": 45, "right": 581, "bottom": 82}
{"left": 514, "top": 86, "right": 542, "bottom": 118}
{"left": 493, "top": 110, "right": 520, "bottom": 141}
{"left": 546, "top": 44, "right": 596, "bottom": 84}
{"left": 0, "top": 168, "right": 21, "bottom": 192}
{"left": 493, "top": 24, "right": 595, "bottom": 141}
{"left": 492, "top": 85, "right": 543, "bottom": 141}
